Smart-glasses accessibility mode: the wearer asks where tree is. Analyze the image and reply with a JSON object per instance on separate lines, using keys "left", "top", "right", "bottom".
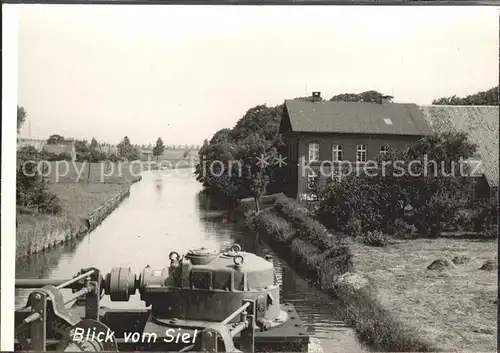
{"left": 432, "top": 86, "right": 498, "bottom": 106}
{"left": 17, "top": 146, "right": 61, "bottom": 214}
{"left": 74, "top": 139, "right": 90, "bottom": 162}
{"left": 152, "top": 137, "right": 165, "bottom": 161}
{"left": 117, "top": 136, "right": 139, "bottom": 161}
{"left": 195, "top": 104, "right": 284, "bottom": 210}
{"left": 47, "top": 134, "right": 65, "bottom": 145}
{"left": 90, "top": 138, "right": 98, "bottom": 149}
{"left": 17, "top": 106, "right": 26, "bottom": 134}
{"left": 330, "top": 90, "right": 393, "bottom": 103}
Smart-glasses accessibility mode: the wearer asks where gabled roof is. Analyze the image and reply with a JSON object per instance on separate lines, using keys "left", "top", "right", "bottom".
{"left": 419, "top": 105, "right": 499, "bottom": 188}
{"left": 284, "top": 100, "right": 432, "bottom": 136}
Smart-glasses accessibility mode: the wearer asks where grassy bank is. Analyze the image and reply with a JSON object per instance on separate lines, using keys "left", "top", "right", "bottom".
{"left": 16, "top": 162, "right": 143, "bottom": 258}
{"left": 245, "top": 196, "right": 496, "bottom": 351}
{"left": 42, "top": 161, "right": 144, "bottom": 184}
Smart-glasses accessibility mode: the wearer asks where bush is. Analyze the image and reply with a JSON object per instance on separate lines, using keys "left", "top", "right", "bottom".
{"left": 248, "top": 197, "right": 353, "bottom": 285}
{"left": 471, "top": 200, "right": 498, "bottom": 233}
{"left": 252, "top": 210, "right": 295, "bottom": 244}
{"left": 273, "top": 196, "right": 309, "bottom": 224}
{"left": 244, "top": 210, "right": 257, "bottom": 229}
{"left": 16, "top": 159, "right": 62, "bottom": 215}
{"left": 454, "top": 210, "right": 475, "bottom": 232}
{"left": 359, "top": 230, "right": 389, "bottom": 247}
{"left": 391, "top": 218, "right": 417, "bottom": 238}
{"left": 482, "top": 225, "right": 498, "bottom": 239}
{"left": 317, "top": 177, "right": 385, "bottom": 232}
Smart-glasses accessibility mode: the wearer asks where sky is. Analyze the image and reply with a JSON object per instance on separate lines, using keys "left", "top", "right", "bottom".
{"left": 17, "top": 5, "right": 499, "bottom": 146}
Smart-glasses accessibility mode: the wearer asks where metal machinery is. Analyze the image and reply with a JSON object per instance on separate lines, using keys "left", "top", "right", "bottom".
{"left": 15, "top": 245, "right": 310, "bottom": 352}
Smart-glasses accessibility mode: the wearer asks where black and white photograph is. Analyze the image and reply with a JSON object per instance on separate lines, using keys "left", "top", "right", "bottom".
{"left": 2, "top": 3, "right": 498, "bottom": 352}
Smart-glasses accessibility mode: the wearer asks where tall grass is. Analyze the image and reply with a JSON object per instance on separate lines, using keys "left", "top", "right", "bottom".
{"left": 38, "top": 161, "right": 143, "bottom": 184}
{"left": 16, "top": 167, "right": 131, "bottom": 258}
{"left": 246, "top": 196, "right": 436, "bottom": 352}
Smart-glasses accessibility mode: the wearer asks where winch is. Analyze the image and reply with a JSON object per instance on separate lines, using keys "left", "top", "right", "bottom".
{"left": 14, "top": 245, "right": 310, "bottom": 352}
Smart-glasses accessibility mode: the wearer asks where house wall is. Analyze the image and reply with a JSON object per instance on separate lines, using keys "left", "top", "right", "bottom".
{"left": 283, "top": 132, "right": 422, "bottom": 198}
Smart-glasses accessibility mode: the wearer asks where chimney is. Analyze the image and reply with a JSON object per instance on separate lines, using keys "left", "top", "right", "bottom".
{"left": 312, "top": 91, "right": 322, "bottom": 102}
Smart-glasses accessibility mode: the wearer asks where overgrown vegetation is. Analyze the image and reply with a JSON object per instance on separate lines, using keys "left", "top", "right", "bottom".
{"left": 195, "top": 105, "right": 285, "bottom": 210}
{"left": 316, "top": 132, "right": 497, "bottom": 241}
{"left": 245, "top": 196, "right": 436, "bottom": 351}
{"left": 17, "top": 110, "right": 62, "bottom": 215}
{"left": 248, "top": 195, "right": 353, "bottom": 286}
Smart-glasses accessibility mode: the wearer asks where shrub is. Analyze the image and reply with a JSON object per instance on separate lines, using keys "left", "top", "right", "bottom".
{"left": 471, "top": 200, "right": 498, "bottom": 233}
{"left": 316, "top": 132, "right": 478, "bottom": 239}
{"left": 317, "top": 177, "right": 385, "bottom": 232}
{"left": 252, "top": 210, "right": 295, "bottom": 244}
{"left": 391, "top": 218, "right": 417, "bottom": 238}
{"left": 482, "top": 225, "right": 498, "bottom": 239}
{"left": 454, "top": 209, "right": 475, "bottom": 232}
{"left": 273, "top": 196, "right": 308, "bottom": 224}
{"left": 243, "top": 210, "right": 257, "bottom": 229}
{"left": 290, "top": 238, "right": 324, "bottom": 275}
{"left": 16, "top": 159, "right": 62, "bottom": 215}
{"left": 360, "top": 230, "right": 389, "bottom": 247}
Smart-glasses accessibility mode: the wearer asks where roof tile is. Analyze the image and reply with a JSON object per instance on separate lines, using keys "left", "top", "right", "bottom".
{"left": 419, "top": 105, "right": 499, "bottom": 187}
{"left": 284, "top": 100, "right": 432, "bottom": 136}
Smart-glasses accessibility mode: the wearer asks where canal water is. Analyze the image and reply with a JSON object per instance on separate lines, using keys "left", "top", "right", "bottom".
{"left": 15, "top": 169, "right": 365, "bottom": 352}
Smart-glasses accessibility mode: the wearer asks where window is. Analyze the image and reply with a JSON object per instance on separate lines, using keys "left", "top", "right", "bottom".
{"left": 332, "top": 145, "right": 343, "bottom": 162}
{"left": 383, "top": 118, "right": 393, "bottom": 125}
{"left": 308, "top": 143, "right": 319, "bottom": 162}
{"left": 307, "top": 170, "right": 319, "bottom": 189}
{"left": 380, "top": 145, "right": 389, "bottom": 155}
{"left": 356, "top": 145, "right": 367, "bottom": 162}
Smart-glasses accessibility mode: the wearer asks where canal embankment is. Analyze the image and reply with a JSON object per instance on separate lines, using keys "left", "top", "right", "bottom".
{"left": 244, "top": 195, "right": 438, "bottom": 352}
{"left": 16, "top": 161, "right": 143, "bottom": 259}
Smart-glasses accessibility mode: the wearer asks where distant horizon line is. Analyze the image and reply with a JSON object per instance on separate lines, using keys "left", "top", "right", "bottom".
{"left": 17, "top": 136, "right": 202, "bottom": 148}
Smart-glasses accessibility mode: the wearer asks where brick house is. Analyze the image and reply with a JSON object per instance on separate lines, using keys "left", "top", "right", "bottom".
{"left": 278, "top": 92, "right": 432, "bottom": 200}
{"left": 420, "top": 105, "right": 499, "bottom": 202}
